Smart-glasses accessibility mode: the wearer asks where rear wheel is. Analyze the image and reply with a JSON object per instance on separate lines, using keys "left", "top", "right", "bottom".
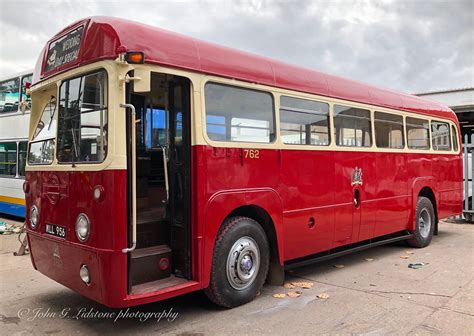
{"left": 205, "top": 216, "right": 269, "bottom": 308}
{"left": 407, "top": 196, "right": 435, "bottom": 248}
{"left": 464, "top": 197, "right": 473, "bottom": 223}
{"left": 465, "top": 213, "right": 473, "bottom": 223}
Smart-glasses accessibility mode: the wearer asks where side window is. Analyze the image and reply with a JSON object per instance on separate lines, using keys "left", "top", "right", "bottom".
{"left": 0, "top": 142, "right": 17, "bottom": 176}
{"left": 279, "top": 96, "right": 330, "bottom": 145}
{"left": 452, "top": 125, "right": 459, "bottom": 152}
{"left": 205, "top": 83, "right": 275, "bottom": 143}
{"left": 431, "top": 121, "right": 451, "bottom": 151}
{"left": 406, "top": 117, "right": 430, "bottom": 150}
{"left": 334, "top": 105, "right": 372, "bottom": 147}
{"left": 18, "top": 142, "right": 27, "bottom": 176}
{"left": 374, "top": 112, "right": 404, "bottom": 149}
{"left": 0, "top": 77, "right": 20, "bottom": 113}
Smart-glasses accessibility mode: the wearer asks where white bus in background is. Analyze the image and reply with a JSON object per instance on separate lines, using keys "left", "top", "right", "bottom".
{"left": 0, "top": 70, "right": 33, "bottom": 218}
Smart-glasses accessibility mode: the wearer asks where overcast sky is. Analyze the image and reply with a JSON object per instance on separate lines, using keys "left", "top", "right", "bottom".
{"left": 0, "top": 0, "right": 472, "bottom": 93}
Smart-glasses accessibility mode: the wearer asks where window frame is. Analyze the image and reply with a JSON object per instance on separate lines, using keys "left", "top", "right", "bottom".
{"left": 203, "top": 81, "right": 276, "bottom": 145}
{"left": 431, "top": 120, "right": 452, "bottom": 151}
{"left": 406, "top": 116, "right": 431, "bottom": 150}
{"left": 200, "top": 76, "right": 460, "bottom": 155}
{"left": 17, "top": 141, "right": 28, "bottom": 177}
{"left": 279, "top": 95, "right": 331, "bottom": 147}
{"left": 0, "top": 76, "right": 21, "bottom": 114}
{"left": 0, "top": 141, "right": 19, "bottom": 178}
{"left": 333, "top": 104, "right": 373, "bottom": 148}
{"left": 56, "top": 69, "right": 109, "bottom": 165}
{"left": 374, "top": 111, "right": 405, "bottom": 149}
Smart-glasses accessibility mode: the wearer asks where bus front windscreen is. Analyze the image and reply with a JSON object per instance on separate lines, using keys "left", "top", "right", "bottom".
{"left": 56, "top": 70, "right": 108, "bottom": 163}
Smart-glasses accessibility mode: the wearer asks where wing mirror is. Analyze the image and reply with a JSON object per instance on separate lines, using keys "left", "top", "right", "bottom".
{"left": 20, "top": 99, "right": 31, "bottom": 113}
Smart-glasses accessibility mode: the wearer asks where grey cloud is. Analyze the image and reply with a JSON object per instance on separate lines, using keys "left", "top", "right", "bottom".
{"left": 0, "top": 0, "right": 472, "bottom": 93}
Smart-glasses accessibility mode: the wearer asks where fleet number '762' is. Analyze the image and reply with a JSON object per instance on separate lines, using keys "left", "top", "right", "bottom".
{"left": 244, "top": 149, "right": 260, "bottom": 159}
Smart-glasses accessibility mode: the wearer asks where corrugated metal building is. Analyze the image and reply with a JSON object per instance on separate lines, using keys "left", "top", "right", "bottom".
{"left": 416, "top": 88, "right": 474, "bottom": 138}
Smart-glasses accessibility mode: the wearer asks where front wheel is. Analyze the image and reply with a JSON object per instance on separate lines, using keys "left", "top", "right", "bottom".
{"left": 205, "top": 216, "right": 269, "bottom": 308}
{"left": 407, "top": 196, "right": 435, "bottom": 248}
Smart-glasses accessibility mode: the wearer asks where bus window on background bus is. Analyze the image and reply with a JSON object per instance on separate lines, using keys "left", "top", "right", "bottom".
{"left": 333, "top": 105, "right": 372, "bottom": 147}
{"left": 0, "top": 142, "right": 17, "bottom": 176}
{"left": 57, "top": 70, "right": 108, "bottom": 163}
{"left": 18, "top": 142, "right": 27, "bottom": 176}
{"left": 21, "top": 74, "right": 33, "bottom": 107}
{"left": 406, "top": 117, "right": 430, "bottom": 150}
{"left": 0, "top": 77, "right": 20, "bottom": 113}
{"left": 205, "top": 83, "right": 275, "bottom": 143}
{"left": 374, "top": 112, "right": 404, "bottom": 149}
{"left": 431, "top": 121, "right": 451, "bottom": 151}
{"left": 279, "top": 96, "right": 330, "bottom": 146}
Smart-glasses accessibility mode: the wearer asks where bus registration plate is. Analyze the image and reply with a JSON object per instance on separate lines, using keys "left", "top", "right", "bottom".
{"left": 45, "top": 224, "right": 66, "bottom": 239}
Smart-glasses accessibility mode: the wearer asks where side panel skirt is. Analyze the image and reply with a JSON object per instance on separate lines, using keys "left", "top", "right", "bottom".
{"left": 285, "top": 230, "right": 413, "bottom": 270}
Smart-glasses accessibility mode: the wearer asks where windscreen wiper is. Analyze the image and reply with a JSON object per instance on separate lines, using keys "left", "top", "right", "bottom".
{"left": 47, "top": 96, "right": 56, "bottom": 131}
{"left": 71, "top": 128, "right": 79, "bottom": 167}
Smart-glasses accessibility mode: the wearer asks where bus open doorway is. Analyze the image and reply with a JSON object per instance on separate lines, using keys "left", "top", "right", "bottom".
{"left": 125, "top": 72, "right": 192, "bottom": 294}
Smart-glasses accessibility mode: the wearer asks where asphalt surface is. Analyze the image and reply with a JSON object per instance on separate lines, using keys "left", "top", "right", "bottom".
{"left": 0, "top": 216, "right": 473, "bottom": 335}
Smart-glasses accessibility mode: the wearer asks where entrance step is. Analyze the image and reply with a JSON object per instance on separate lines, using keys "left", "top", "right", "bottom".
{"left": 131, "top": 275, "right": 190, "bottom": 295}
{"left": 136, "top": 206, "right": 167, "bottom": 248}
{"left": 130, "top": 245, "right": 172, "bottom": 286}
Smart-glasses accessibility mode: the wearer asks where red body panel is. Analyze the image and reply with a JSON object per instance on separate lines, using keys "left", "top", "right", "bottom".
{"left": 26, "top": 145, "right": 462, "bottom": 307}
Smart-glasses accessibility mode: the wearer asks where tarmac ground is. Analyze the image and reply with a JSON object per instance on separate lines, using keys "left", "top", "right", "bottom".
{"left": 0, "top": 216, "right": 473, "bottom": 335}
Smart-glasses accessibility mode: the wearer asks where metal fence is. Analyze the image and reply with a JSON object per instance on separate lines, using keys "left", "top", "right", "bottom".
{"left": 462, "top": 134, "right": 473, "bottom": 222}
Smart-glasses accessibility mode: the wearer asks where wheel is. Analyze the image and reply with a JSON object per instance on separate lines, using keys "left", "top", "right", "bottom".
{"left": 464, "top": 197, "right": 473, "bottom": 223}
{"left": 465, "top": 213, "right": 473, "bottom": 223}
{"left": 205, "top": 216, "right": 269, "bottom": 308}
{"left": 407, "top": 196, "right": 435, "bottom": 248}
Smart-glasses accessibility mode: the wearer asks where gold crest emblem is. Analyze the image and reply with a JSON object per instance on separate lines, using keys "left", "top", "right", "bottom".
{"left": 351, "top": 167, "right": 363, "bottom": 186}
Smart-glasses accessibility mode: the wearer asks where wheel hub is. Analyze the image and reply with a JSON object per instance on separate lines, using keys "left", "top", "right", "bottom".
{"left": 240, "top": 255, "right": 253, "bottom": 273}
{"left": 226, "top": 236, "right": 260, "bottom": 290}
{"left": 419, "top": 208, "right": 431, "bottom": 238}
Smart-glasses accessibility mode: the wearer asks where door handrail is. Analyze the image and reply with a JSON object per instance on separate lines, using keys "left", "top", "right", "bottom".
{"left": 160, "top": 144, "right": 170, "bottom": 204}
{"left": 120, "top": 103, "right": 137, "bottom": 253}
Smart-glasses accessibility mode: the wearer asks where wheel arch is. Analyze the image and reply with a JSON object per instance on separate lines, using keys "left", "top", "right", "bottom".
{"left": 410, "top": 178, "right": 439, "bottom": 234}
{"left": 202, "top": 189, "right": 284, "bottom": 288}
{"left": 227, "top": 205, "right": 280, "bottom": 266}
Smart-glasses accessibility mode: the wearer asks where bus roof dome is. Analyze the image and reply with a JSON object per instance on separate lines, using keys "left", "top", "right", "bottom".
{"left": 33, "top": 16, "right": 455, "bottom": 120}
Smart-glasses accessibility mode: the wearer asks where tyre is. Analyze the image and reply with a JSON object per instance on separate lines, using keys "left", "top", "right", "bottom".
{"left": 465, "top": 213, "right": 473, "bottom": 223}
{"left": 205, "top": 216, "right": 270, "bottom": 308}
{"left": 464, "top": 197, "right": 473, "bottom": 223}
{"left": 407, "top": 196, "right": 435, "bottom": 248}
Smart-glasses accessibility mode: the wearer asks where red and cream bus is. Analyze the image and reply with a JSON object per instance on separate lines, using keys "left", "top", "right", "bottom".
{"left": 25, "top": 17, "right": 463, "bottom": 308}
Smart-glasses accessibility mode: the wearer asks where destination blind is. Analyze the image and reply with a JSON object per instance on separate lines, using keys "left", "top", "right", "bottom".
{"left": 44, "top": 26, "right": 84, "bottom": 73}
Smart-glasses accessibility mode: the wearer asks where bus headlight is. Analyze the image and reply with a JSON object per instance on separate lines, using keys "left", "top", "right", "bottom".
{"left": 30, "top": 205, "right": 39, "bottom": 229}
{"left": 75, "top": 213, "right": 90, "bottom": 242}
{"left": 79, "top": 265, "right": 90, "bottom": 285}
